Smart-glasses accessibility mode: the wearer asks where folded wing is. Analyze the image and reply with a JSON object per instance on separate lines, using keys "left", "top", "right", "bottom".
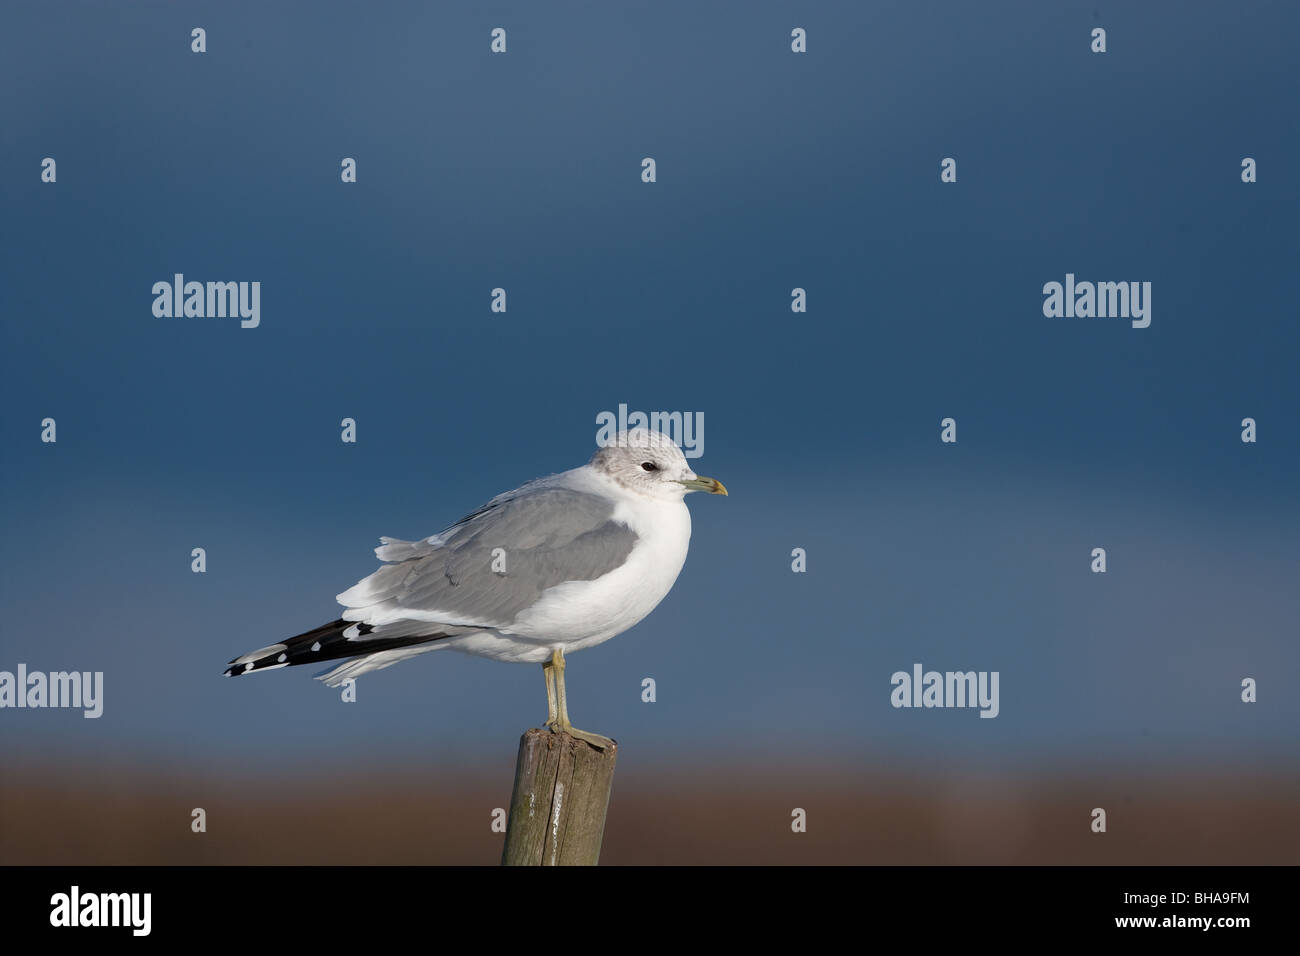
{"left": 336, "top": 483, "right": 639, "bottom": 632}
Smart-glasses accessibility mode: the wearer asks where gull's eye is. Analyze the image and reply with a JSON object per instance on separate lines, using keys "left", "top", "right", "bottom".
{"left": 641, "top": 461, "right": 658, "bottom": 472}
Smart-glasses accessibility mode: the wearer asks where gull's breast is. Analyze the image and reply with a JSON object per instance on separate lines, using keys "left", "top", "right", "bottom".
{"left": 506, "top": 495, "right": 692, "bottom": 648}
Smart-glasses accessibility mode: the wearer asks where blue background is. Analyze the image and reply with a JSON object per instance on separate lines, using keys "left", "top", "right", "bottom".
{"left": 2, "top": 0, "right": 1297, "bottom": 776}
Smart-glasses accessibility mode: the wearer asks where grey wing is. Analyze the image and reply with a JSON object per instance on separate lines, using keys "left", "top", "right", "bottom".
{"left": 335, "top": 484, "right": 638, "bottom": 632}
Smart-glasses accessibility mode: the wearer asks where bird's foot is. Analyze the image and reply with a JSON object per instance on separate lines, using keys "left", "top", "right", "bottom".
{"left": 546, "top": 717, "right": 615, "bottom": 751}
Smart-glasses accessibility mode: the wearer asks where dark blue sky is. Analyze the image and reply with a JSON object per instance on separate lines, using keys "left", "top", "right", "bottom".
{"left": 2, "top": 0, "right": 1297, "bottom": 771}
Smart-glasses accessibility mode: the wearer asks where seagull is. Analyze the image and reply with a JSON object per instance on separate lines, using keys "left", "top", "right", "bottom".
{"left": 225, "top": 428, "right": 728, "bottom": 748}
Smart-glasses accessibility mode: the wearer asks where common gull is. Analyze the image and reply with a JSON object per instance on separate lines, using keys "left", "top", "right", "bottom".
{"left": 225, "top": 428, "right": 728, "bottom": 748}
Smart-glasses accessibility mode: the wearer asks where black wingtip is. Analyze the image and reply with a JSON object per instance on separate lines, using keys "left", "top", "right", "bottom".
{"left": 224, "top": 618, "right": 455, "bottom": 679}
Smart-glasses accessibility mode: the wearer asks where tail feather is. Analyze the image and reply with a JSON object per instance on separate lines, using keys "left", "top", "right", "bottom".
{"left": 224, "top": 618, "right": 454, "bottom": 678}
{"left": 314, "top": 644, "right": 448, "bottom": 687}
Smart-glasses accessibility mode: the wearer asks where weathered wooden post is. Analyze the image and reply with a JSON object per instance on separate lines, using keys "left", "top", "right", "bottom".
{"left": 501, "top": 729, "right": 618, "bottom": 866}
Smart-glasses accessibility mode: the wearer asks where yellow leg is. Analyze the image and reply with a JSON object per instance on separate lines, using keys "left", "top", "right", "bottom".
{"left": 545, "top": 647, "right": 614, "bottom": 750}
{"left": 541, "top": 657, "right": 558, "bottom": 726}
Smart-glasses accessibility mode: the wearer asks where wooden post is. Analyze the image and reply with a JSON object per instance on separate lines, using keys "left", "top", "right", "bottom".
{"left": 501, "top": 728, "right": 618, "bottom": 866}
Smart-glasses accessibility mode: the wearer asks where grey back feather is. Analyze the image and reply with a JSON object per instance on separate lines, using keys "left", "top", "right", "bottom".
{"left": 338, "top": 485, "right": 638, "bottom": 630}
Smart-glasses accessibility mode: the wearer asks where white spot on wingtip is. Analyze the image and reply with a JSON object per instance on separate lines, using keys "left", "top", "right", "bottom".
{"left": 277, "top": 653, "right": 287, "bottom": 663}
{"left": 311, "top": 641, "right": 321, "bottom": 652}
{"left": 233, "top": 642, "right": 287, "bottom": 666}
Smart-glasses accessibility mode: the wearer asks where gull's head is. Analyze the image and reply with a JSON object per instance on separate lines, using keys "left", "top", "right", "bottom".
{"left": 590, "top": 428, "right": 728, "bottom": 501}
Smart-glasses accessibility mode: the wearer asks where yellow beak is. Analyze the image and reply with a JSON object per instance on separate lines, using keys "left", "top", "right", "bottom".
{"left": 676, "top": 475, "right": 728, "bottom": 496}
